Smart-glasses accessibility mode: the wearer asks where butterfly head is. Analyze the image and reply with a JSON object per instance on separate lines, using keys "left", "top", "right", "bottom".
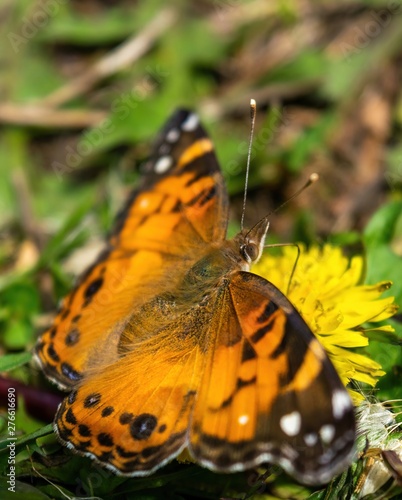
{"left": 236, "top": 217, "right": 270, "bottom": 268}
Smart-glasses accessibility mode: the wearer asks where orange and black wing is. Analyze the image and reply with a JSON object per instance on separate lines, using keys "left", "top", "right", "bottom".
{"left": 189, "top": 271, "right": 355, "bottom": 485}
{"left": 35, "top": 110, "right": 229, "bottom": 389}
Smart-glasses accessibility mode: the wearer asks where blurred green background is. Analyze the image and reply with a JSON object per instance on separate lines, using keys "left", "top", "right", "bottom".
{"left": 0, "top": 0, "right": 402, "bottom": 498}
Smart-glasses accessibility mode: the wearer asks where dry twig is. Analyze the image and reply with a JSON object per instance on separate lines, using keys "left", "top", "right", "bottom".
{"left": 40, "top": 8, "right": 177, "bottom": 108}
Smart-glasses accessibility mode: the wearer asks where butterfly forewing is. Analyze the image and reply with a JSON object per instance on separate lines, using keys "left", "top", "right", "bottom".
{"left": 189, "top": 271, "right": 355, "bottom": 484}
{"left": 35, "top": 110, "right": 228, "bottom": 389}
{"left": 112, "top": 109, "right": 229, "bottom": 250}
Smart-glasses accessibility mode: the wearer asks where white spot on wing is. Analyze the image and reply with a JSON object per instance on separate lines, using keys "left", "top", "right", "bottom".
{"left": 166, "top": 128, "right": 180, "bottom": 143}
{"left": 304, "top": 432, "right": 318, "bottom": 446}
{"left": 280, "top": 411, "right": 301, "bottom": 437}
{"left": 181, "top": 113, "right": 199, "bottom": 132}
{"left": 139, "top": 197, "right": 149, "bottom": 209}
{"left": 332, "top": 389, "right": 352, "bottom": 419}
{"left": 154, "top": 155, "right": 173, "bottom": 174}
{"left": 319, "top": 424, "right": 335, "bottom": 443}
{"left": 238, "top": 415, "right": 249, "bottom": 425}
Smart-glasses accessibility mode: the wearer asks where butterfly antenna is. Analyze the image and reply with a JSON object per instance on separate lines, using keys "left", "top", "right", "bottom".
{"left": 272, "top": 173, "right": 319, "bottom": 215}
{"left": 240, "top": 99, "right": 257, "bottom": 231}
{"left": 263, "top": 174, "right": 319, "bottom": 294}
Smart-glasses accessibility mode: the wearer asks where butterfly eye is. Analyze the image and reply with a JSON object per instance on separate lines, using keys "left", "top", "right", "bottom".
{"left": 241, "top": 242, "right": 259, "bottom": 263}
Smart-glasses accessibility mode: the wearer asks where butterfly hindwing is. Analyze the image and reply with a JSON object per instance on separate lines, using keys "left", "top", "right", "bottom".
{"left": 35, "top": 110, "right": 228, "bottom": 389}
{"left": 55, "top": 302, "right": 206, "bottom": 475}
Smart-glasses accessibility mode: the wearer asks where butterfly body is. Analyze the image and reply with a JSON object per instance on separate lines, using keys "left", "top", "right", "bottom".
{"left": 35, "top": 109, "right": 355, "bottom": 485}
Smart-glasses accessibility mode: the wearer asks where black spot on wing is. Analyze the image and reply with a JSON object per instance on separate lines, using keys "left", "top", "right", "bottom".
{"left": 187, "top": 186, "right": 216, "bottom": 209}
{"left": 78, "top": 424, "right": 91, "bottom": 437}
{"left": 98, "top": 433, "right": 114, "bottom": 447}
{"left": 250, "top": 320, "right": 275, "bottom": 344}
{"left": 83, "top": 393, "right": 101, "bottom": 408}
{"left": 84, "top": 278, "right": 103, "bottom": 300}
{"left": 257, "top": 301, "right": 278, "bottom": 323}
{"left": 65, "top": 408, "right": 77, "bottom": 425}
{"left": 65, "top": 328, "right": 80, "bottom": 346}
{"left": 47, "top": 343, "right": 60, "bottom": 362}
{"left": 61, "top": 363, "right": 82, "bottom": 382}
{"left": 130, "top": 414, "right": 158, "bottom": 441}
{"left": 241, "top": 341, "right": 257, "bottom": 362}
{"left": 119, "top": 412, "right": 134, "bottom": 425}
{"left": 68, "top": 390, "right": 77, "bottom": 404}
{"left": 101, "top": 406, "right": 114, "bottom": 417}
{"left": 60, "top": 308, "right": 70, "bottom": 320}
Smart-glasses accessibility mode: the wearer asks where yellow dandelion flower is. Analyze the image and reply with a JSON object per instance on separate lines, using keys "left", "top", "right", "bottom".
{"left": 252, "top": 244, "right": 398, "bottom": 403}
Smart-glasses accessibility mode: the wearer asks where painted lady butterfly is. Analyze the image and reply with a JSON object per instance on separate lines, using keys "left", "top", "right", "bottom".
{"left": 35, "top": 109, "right": 356, "bottom": 485}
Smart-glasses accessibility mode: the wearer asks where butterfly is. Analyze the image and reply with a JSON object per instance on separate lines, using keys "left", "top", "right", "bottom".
{"left": 35, "top": 108, "right": 356, "bottom": 485}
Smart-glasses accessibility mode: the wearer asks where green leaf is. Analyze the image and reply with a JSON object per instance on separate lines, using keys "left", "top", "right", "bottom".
{"left": 3, "top": 320, "right": 33, "bottom": 350}
{"left": 39, "top": 195, "right": 95, "bottom": 265}
{"left": 0, "top": 479, "right": 50, "bottom": 499}
{"left": 0, "top": 424, "right": 52, "bottom": 454}
{"left": 286, "top": 112, "right": 337, "bottom": 172}
{"left": 363, "top": 200, "right": 402, "bottom": 306}
{"left": 0, "top": 280, "right": 40, "bottom": 349}
{"left": 1, "top": 282, "right": 40, "bottom": 316}
{"left": 38, "top": 1, "right": 159, "bottom": 45}
{"left": 265, "top": 49, "right": 328, "bottom": 84}
{"left": 385, "top": 144, "right": 402, "bottom": 190}
{"left": 0, "top": 352, "right": 31, "bottom": 372}
{"left": 368, "top": 340, "right": 402, "bottom": 401}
